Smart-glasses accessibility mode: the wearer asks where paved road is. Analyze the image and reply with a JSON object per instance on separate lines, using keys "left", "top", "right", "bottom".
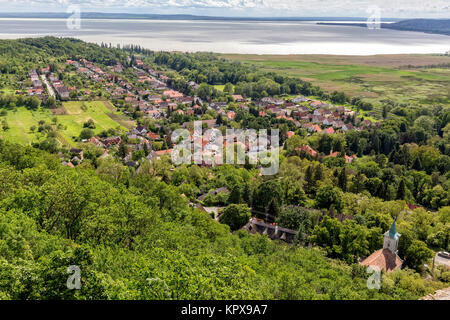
{"left": 434, "top": 254, "right": 450, "bottom": 268}
{"left": 41, "top": 74, "right": 55, "bottom": 98}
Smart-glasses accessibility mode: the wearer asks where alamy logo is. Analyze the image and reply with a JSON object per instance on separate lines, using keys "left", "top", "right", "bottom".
{"left": 366, "top": 265, "right": 381, "bottom": 290}
{"left": 66, "top": 4, "right": 81, "bottom": 30}
{"left": 171, "top": 121, "right": 280, "bottom": 175}
{"left": 366, "top": 5, "right": 381, "bottom": 30}
{"left": 66, "top": 265, "right": 81, "bottom": 290}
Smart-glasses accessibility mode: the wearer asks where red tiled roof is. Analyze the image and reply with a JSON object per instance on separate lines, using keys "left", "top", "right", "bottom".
{"left": 360, "top": 248, "right": 402, "bottom": 272}
{"left": 155, "top": 149, "right": 173, "bottom": 156}
{"left": 296, "top": 145, "right": 317, "bottom": 157}
{"left": 312, "top": 125, "right": 322, "bottom": 133}
{"left": 324, "top": 127, "right": 335, "bottom": 134}
{"left": 232, "top": 94, "right": 244, "bottom": 101}
{"left": 147, "top": 132, "right": 161, "bottom": 140}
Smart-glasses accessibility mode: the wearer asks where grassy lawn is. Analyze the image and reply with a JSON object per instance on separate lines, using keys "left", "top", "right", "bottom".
{"left": 57, "top": 101, "right": 127, "bottom": 143}
{"left": 220, "top": 54, "right": 450, "bottom": 106}
{"left": 0, "top": 101, "right": 131, "bottom": 147}
{"left": 0, "top": 107, "right": 52, "bottom": 145}
{"left": 214, "top": 85, "right": 225, "bottom": 91}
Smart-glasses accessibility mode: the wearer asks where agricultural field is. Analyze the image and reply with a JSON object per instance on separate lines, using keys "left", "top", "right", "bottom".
{"left": 0, "top": 100, "right": 131, "bottom": 146}
{"left": 221, "top": 53, "right": 450, "bottom": 107}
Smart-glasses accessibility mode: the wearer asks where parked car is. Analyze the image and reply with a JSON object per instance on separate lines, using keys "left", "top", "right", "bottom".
{"left": 437, "top": 251, "right": 450, "bottom": 259}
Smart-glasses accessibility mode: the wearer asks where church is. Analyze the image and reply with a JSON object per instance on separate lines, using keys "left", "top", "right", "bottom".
{"left": 360, "top": 220, "right": 403, "bottom": 272}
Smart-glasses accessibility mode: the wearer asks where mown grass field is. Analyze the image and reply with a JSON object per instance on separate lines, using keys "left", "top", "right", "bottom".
{"left": 56, "top": 101, "right": 128, "bottom": 143}
{"left": 0, "top": 107, "right": 51, "bottom": 145}
{"left": 0, "top": 101, "right": 131, "bottom": 146}
{"left": 221, "top": 53, "right": 450, "bottom": 106}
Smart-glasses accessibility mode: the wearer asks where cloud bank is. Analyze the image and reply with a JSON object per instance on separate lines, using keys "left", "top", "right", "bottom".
{"left": 0, "top": 0, "right": 448, "bottom": 18}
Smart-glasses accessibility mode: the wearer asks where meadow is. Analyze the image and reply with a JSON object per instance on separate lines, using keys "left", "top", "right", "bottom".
{"left": 221, "top": 54, "right": 450, "bottom": 107}
{"left": 0, "top": 101, "right": 130, "bottom": 146}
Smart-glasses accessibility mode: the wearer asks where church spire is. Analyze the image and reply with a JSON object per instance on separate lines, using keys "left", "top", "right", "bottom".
{"left": 383, "top": 218, "right": 401, "bottom": 254}
{"left": 388, "top": 219, "right": 397, "bottom": 239}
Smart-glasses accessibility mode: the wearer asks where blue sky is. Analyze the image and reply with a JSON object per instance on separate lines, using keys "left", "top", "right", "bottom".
{"left": 0, "top": 0, "right": 449, "bottom": 18}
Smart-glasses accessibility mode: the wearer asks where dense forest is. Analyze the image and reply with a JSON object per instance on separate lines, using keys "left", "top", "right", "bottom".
{"left": 0, "top": 140, "right": 447, "bottom": 299}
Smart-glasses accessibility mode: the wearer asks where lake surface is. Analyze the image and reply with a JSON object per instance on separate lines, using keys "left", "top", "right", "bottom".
{"left": 0, "top": 18, "right": 449, "bottom": 55}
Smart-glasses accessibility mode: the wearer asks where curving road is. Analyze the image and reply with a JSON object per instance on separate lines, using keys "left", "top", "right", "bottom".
{"left": 434, "top": 253, "right": 450, "bottom": 268}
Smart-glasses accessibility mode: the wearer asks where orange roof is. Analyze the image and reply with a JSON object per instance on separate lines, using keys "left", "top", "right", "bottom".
{"left": 296, "top": 145, "right": 317, "bottom": 157}
{"left": 312, "top": 125, "right": 322, "bottom": 133}
{"left": 324, "top": 127, "right": 335, "bottom": 134}
{"left": 227, "top": 111, "right": 236, "bottom": 120}
{"left": 147, "top": 132, "right": 161, "bottom": 140}
{"left": 328, "top": 151, "right": 339, "bottom": 157}
{"left": 360, "top": 249, "right": 402, "bottom": 272}
{"left": 155, "top": 149, "right": 173, "bottom": 156}
{"left": 163, "top": 90, "right": 183, "bottom": 98}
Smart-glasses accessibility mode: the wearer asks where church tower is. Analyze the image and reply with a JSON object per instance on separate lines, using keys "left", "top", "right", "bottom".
{"left": 383, "top": 219, "right": 401, "bottom": 254}
{"left": 361, "top": 218, "right": 403, "bottom": 272}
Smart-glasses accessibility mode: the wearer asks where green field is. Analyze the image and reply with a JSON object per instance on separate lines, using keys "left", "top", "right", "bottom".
{"left": 220, "top": 54, "right": 450, "bottom": 107}
{"left": 0, "top": 101, "right": 132, "bottom": 146}
{"left": 0, "top": 107, "right": 52, "bottom": 145}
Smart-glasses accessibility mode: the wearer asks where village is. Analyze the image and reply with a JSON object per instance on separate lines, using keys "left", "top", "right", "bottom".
{"left": 22, "top": 55, "right": 378, "bottom": 171}
{"left": 19, "top": 56, "right": 395, "bottom": 264}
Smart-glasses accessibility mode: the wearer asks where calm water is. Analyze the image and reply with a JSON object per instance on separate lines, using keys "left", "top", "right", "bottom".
{"left": 0, "top": 18, "right": 449, "bottom": 55}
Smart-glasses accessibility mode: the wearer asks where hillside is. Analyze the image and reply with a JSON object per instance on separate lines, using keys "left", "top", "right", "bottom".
{"left": 318, "top": 19, "right": 450, "bottom": 36}
{"left": 0, "top": 37, "right": 448, "bottom": 300}
{"left": 384, "top": 19, "right": 450, "bottom": 36}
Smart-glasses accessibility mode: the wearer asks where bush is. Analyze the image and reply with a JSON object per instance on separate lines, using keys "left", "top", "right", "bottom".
{"left": 315, "top": 186, "right": 343, "bottom": 213}
{"left": 219, "top": 204, "right": 251, "bottom": 231}
{"left": 79, "top": 128, "right": 94, "bottom": 140}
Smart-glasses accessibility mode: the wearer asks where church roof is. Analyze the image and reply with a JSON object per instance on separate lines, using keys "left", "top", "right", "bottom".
{"left": 360, "top": 249, "right": 403, "bottom": 272}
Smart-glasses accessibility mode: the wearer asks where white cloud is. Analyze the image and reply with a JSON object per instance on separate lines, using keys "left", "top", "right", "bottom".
{"left": 0, "top": 0, "right": 448, "bottom": 18}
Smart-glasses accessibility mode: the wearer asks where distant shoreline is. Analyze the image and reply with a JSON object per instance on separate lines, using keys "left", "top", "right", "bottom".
{"left": 318, "top": 19, "right": 450, "bottom": 36}
{"left": 0, "top": 12, "right": 401, "bottom": 22}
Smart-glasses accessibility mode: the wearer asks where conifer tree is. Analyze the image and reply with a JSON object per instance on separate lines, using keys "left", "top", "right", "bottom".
{"left": 397, "top": 179, "right": 407, "bottom": 200}
{"left": 338, "top": 167, "right": 347, "bottom": 192}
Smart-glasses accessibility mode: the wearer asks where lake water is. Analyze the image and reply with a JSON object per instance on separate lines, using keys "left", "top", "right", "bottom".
{"left": 0, "top": 18, "right": 449, "bottom": 55}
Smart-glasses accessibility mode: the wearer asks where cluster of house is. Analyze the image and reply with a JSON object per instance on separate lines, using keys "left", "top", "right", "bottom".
{"left": 51, "top": 56, "right": 380, "bottom": 171}
{"left": 26, "top": 67, "right": 72, "bottom": 100}
{"left": 72, "top": 123, "right": 171, "bottom": 168}
{"left": 68, "top": 59, "right": 106, "bottom": 84}
{"left": 46, "top": 72, "right": 70, "bottom": 100}
{"left": 296, "top": 144, "right": 357, "bottom": 164}
{"left": 66, "top": 58, "right": 199, "bottom": 121}
{"left": 27, "top": 70, "right": 44, "bottom": 96}
{"left": 258, "top": 96, "right": 377, "bottom": 134}
{"left": 61, "top": 148, "right": 85, "bottom": 167}
{"left": 243, "top": 218, "right": 297, "bottom": 243}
